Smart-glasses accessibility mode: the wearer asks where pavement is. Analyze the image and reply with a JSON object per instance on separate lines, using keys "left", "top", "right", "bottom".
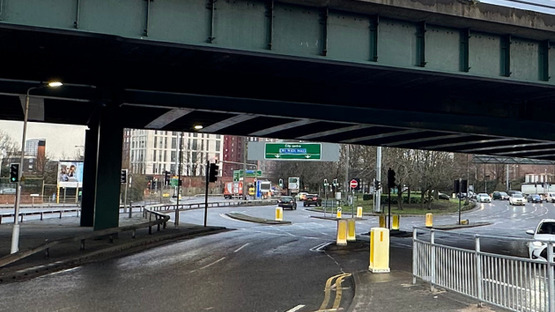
{"left": 0, "top": 210, "right": 506, "bottom": 312}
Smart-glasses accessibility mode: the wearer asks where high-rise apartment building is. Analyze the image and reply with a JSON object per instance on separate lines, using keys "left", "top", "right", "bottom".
{"left": 124, "top": 129, "right": 223, "bottom": 177}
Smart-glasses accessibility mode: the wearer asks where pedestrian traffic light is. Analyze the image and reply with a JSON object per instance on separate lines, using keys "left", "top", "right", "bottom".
{"left": 121, "top": 169, "right": 128, "bottom": 184}
{"left": 9, "top": 163, "right": 19, "bottom": 183}
{"left": 209, "top": 163, "right": 218, "bottom": 182}
{"left": 387, "top": 168, "right": 396, "bottom": 188}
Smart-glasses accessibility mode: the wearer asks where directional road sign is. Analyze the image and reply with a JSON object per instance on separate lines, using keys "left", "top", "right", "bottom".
{"left": 264, "top": 143, "right": 321, "bottom": 160}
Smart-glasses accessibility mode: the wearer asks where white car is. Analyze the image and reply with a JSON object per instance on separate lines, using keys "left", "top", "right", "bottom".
{"left": 546, "top": 192, "right": 555, "bottom": 203}
{"left": 526, "top": 219, "right": 555, "bottom": 261}
{"left": 509, "top": 193, "right": 526, "bottom": 205}
{"left": 476, "top": 193, "right": 491, "bottom": 203}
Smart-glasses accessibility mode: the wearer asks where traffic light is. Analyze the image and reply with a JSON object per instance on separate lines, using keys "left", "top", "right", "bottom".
{"left": 120, "top": 169, "right": 128, "bottom": 184}
{"left": 209, "top": 163, "right": 218, "bottom": 182}
{"left": 374, "top": 180, "right": 381, "bottom": 190}
{"left": 278, "top": 178, "right": 284, "bottom": 188}
{"left": 164, "top": 171, "right": 170, "bottom": 185}
{"left": 9, "top": 163, "right": 19, "bottom": 183}
{"left": 387, "top": 168, "right": 396, "bottom": 188}
{"left": 323, "top": 178, "right": 328, "bottom": 187}
{"left": 461, "top": 179, "right": 468, "bottom": 193}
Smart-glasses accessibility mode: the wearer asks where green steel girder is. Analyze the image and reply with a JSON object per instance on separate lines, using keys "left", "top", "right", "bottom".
{"left": 2, "top": 0, "right": 555, "bottom": 85}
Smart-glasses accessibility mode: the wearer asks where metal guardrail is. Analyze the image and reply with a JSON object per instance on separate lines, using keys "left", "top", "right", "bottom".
{"left": 413, "top": 227, "right": 555, "bottom": 312}
{"left": 145, "top": 199, "right": 276, "bottom": 212}
{"left": 0, "top": 209, "right": 81, "bottom": 225}
{"left": 0, "top": 207, "right": 169, "bottom": 268}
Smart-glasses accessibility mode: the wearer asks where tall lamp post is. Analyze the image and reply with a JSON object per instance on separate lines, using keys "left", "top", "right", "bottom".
{"left": 11, "top": 81, "right": 63, "bottom": 254}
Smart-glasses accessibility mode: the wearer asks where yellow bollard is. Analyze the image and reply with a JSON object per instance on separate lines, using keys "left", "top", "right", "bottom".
{"left": 369, "top": 227, "right": 390, "bottom": 273}
{"left": 336, "top": 207, "right": 342, "bottom": 219}
{"left": 356, "top": 206, "right": 363, "bottom": 218}
{"left": 275, "top": 207, "right": 283, "bottom": 221}
{"left": 336, "top": 219, "right": 347, "bottom": 246}
{"left": 347, "top": 219, "right": 356, "bottom": 242}
{"left": 392, "top": 215, "right": 399, "bottom": 230}
{"left": 425, "top": 213, "right": 433, "bottom": 227}
{"left": 379, "top": 214, "right": 386, "bottom": 228}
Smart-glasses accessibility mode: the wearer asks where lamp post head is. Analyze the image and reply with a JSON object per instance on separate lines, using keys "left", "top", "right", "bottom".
{"left": 47, "top": 81, "right": 63, "bottom": 88}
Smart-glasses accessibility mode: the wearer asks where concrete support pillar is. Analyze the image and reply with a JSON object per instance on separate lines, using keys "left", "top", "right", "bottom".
{"left": 93, "top": 103, "right": 124, "bottom": 231}
{"left": 80, "top": 124, "right": 98, "bottom": 227}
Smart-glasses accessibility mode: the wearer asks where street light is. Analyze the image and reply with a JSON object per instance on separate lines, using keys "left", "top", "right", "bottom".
{"left": 11, "top": 81, "right": 63, "bottom": 254}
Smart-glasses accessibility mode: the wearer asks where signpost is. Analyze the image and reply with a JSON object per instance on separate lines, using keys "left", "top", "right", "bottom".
{"left": 233, "top": 170, "right": 262, "bottom": 181}
{"left": 264, "top": 143, "right": 322, "bottom": 160}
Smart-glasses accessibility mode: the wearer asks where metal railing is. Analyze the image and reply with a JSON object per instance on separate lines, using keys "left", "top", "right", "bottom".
{"left": 413, "top": 227, "right": 555, "bottom": 312}
{"left": 145, "top": 199, "right": 276, "bottom": 213}
{"left": 0, "top": 208, "right": 80, "bottom": 225}
{"left": 0, "top": 207, "right": 169, "bottom": 268}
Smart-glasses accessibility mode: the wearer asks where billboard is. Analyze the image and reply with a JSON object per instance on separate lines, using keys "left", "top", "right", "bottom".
{"left": 58, "top": 161, "right": 84, "bottom": 188}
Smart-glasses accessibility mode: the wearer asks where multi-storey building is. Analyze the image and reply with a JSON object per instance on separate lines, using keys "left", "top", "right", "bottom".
{"left": 124, "top": 129, "right": 223, "bottom": 177}
{"left": 221, "top": 136, "right": 281, "bottom": 178}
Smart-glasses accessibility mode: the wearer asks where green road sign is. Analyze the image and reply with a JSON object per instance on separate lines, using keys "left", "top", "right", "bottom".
{"left": 265, "top": 143, "right": 321, "bottom": 160}
{"left": 233, "top": 170, "right": 263, "bottom": 181}
{"left": 170, "top": 178, "right": 179, "bottom": 187}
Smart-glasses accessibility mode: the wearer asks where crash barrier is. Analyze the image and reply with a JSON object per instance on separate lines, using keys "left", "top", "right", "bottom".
{"left": 146, "top": 199, "right": 275, "bottom": 213}
{"left": 0, "top": 208, "right": 80, "bottom": 225}
{"left": 369, "top": 227, "right": 390, "bottom": 273}
{"left": 0, "top": 207, "right": 169, "bottom": 268}
{"left": 413, "top": 227, "right": 555, "bottom": 312}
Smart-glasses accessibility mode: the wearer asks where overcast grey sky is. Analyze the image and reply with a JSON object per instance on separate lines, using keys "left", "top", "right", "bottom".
{"left": 0, "top": 120, "right": 87, "bottom": 161}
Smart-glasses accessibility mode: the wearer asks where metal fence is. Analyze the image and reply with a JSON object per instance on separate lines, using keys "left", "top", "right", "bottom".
{"left": 413, "top": 227, "right": 555, "bottom": 312}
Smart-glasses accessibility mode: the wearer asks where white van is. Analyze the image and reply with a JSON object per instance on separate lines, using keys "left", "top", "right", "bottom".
{"left": 546, "top": 192, "right": 555, "bottom": 203}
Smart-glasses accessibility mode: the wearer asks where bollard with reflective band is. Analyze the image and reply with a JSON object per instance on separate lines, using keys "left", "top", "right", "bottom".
{"left": 379, "top": 214, "right": 386, "bottom": 228}
{"left": 356, "top": 206, "right": 363, "bottom": 218}
{"left": 347, "top": 219, "right": 356, "bottom": 242}
{"left": 336, "top": 219, "right": 347, "bottom": 246}
{"left": 336, "top": 207, "right": 342, "bottom": 219}
{"left": 369, "top": 227, "right": 390, "bottom": 273}
{"left": 275, "top": 207, "right": 283, "bottom": 221}
{"left": 425, "top": 213, "right": 433, "bottom": 227}
{"left": 392, "top": 215, "right": 399, "bottom": 230}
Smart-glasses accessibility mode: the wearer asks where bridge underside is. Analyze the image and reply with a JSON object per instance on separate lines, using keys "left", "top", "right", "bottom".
{"left": 1, "top": 0, "right": 555, "bottom": 159}
{"left": 1, "top": 25, "right": 555, "bottom": 160}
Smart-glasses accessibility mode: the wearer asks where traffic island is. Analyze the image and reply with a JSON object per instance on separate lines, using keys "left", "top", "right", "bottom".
{"left": 225, "top": 212, "right": 291, "bottom": 225}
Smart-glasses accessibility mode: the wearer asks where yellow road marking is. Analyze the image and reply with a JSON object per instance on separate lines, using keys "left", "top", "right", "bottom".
{"left": 317, "top": 273, "right": 352, "bottom": 311}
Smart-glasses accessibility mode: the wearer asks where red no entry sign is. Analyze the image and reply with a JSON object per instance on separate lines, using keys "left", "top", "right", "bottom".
{"left": 350, "top": 179, "right": 358, "bottom": 189}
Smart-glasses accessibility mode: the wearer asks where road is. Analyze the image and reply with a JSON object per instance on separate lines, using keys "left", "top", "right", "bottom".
{"left": 0, "top": 198, "right": 552, "bottom": 311}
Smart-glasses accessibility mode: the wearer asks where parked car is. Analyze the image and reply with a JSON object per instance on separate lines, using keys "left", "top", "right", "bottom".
{"left": 277, "top": 196, "right": 297, "bottom": 210}
{"left": 525, "top": 219, "right": 555, "bottom": 261}
{"left": 507, "top": 190, "right": 522, "bottom": 197}
{"left": 546, "top": 192, "right": 555, "bottom": 203}
{"left": 492, "top": 191, "right": 509, "bottom": 200}
{"left": 438, "top": 192, "right": 450, "bottom": 200}
{"left": 509, "top": 193, "right": 526, "bottom": 205}
{"left": 476, "top": 193, "right": 491, "bottom": 203}
{"left": 303, "top": 194, "right": 322, "bottom": 207}
{"left": 297, "top": 192, "right": 309, "bottom": 201}
{"left": 527, "top": 194, "right": 543, "bottom": 203}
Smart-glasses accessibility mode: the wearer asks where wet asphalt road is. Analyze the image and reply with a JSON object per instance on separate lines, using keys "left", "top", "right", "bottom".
{"left": 0, "top": 198, "right": 553, "bottom": 311}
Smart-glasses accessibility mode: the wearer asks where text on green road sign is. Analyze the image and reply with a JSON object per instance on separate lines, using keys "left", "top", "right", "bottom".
{"left": 265, "top": 143, "right": 321, "bottom": 160}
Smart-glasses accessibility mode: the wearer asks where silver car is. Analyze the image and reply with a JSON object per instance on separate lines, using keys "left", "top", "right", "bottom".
{"left": 526, "top": 219, "right": 555, "bottom": 261}
{"left": 509, "top": 193, "right": 525, "bottom": 206}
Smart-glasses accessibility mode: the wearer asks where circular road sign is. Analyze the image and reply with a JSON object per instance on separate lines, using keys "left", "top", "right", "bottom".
{"left": 350, "top": 179, "right": 358, "bottom": 189}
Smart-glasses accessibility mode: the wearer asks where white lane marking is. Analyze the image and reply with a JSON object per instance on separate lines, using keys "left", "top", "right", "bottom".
{"left": 234, "top": 243, "right": 250, "bottom": 253}
{"left": 285, "top": 304, "right": 306, "bottom": 312}
{"left": 310, "top": 242, "right": 331, "bottom": 252}
{"left": 198, "top": 257, "right": 226, "bottom": 271}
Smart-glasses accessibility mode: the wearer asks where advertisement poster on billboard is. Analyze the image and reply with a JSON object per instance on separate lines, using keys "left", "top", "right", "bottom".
{"left": 57, "top": 161, "right": 84, "bottom": 188}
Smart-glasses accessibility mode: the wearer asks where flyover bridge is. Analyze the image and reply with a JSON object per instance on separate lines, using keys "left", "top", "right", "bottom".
{"left": 1, "top": 0, "right": 555, "bottom": 229}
